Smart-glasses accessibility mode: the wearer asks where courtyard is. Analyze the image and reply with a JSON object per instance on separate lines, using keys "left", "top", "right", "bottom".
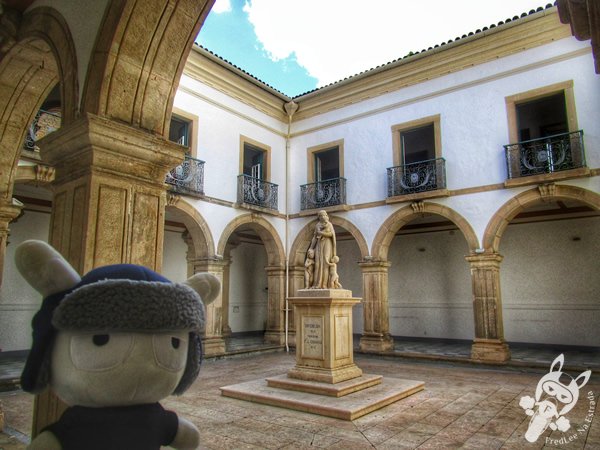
{"left": 1, "top": 350, "right": 598, "bottom": 449}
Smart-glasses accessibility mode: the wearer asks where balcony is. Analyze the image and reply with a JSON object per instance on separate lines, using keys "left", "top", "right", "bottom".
{"left": 165, "top": 155, "right": 205, "bottom": 197}
{"left": 300, "top": 177, "right": 347, "bottom": 211}
{"left": 237, "top": 174, "right": 278, "bottom": 210}
{"left": 24, "top": 109, "right": 61, "bottom": 151}
{"left": 387, "top": 158, "right": 447, "bottom": 199}
{"left": 504, "top": 131, "right": 586, "bottom": 185}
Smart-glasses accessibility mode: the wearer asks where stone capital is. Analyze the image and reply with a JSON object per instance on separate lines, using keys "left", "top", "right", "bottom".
{"left": 38, "top": 113, "right": 185, "bottom": 185}
{"left": 465, "top": 252, "right": 503, "bottom": 267}
{"left": 358, "top": 260, "right": 391, "bottom": 272}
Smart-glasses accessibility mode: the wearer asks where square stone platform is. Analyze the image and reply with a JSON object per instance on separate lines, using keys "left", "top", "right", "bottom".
{"left": 220, "top": 375, "right": 424, "bottom": 421}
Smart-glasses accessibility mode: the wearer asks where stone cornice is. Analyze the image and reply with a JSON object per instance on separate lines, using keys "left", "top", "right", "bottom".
{"left": 184, "top": 46, "right": 289, "bottom": 122}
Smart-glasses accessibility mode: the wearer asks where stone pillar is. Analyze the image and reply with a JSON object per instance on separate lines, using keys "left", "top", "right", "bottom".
{"left": 286, "top": 265, "right": 305, "bottom": 346}
{"left": 466, "top": 253, "right": 511, "bottom": 362}
{"left": 264, "top": 265, "right": 286, "bottom": 345}
{"left": 359, "top": 260, "right": 394, "bottom": 353}
{"left": 191, "top": 258, "right": 228, "bottom": 355}
{"left": 0, "top": 199, "right": 22, "bottom": 286}
{"left": 31, "top": 113, "right": 185, "bottom": 435}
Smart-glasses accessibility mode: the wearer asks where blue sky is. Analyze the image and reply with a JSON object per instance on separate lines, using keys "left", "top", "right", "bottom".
{"left": 196, "top": 0, "right": 550, "bottom": 98}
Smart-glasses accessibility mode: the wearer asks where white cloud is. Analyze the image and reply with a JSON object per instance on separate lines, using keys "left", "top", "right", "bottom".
{"left": 243, "top": 0, "right": 549, "bottom": 87}
{"left": 212, "top": 0, "right": 232, "bottom": 14}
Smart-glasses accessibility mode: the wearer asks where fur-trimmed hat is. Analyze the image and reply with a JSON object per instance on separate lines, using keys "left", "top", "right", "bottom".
{"left": 16, "top": 241, "right": 219, "bottom": 395}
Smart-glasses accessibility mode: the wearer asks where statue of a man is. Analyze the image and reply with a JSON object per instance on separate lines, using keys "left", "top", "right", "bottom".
{"left": 307, "top": 210, "right": 341, "bottom": 289}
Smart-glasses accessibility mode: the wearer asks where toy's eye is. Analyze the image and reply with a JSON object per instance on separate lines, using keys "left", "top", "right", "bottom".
{"left": 70, "top": 333, "right": 134, "bottom": 371}
{"left": 93, "top": 334, "right": 110, "bottom": 346}
{"left": 153, "top": 332, "right": 187, "bottom": 372}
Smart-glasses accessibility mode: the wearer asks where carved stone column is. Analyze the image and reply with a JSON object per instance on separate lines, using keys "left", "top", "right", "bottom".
{"left": 0, "top": 199, "right": 22, "bottom": 286}
{"left": 264, "top": 265, "right": 286, "bottom": 345}
{"left": 191, "top": 258, "right": 229, "bottom": 355}
{"left": 466, "top": 253, "right": 511, "bottom": 362}
{"left": 41, "top": 113, "right": 183, "bottom": 273}
{"left": 31, "top": 113, "right": 185, "bottom": 435}
{"left": 358, "top": 260, "right": 394, "bottom": 353}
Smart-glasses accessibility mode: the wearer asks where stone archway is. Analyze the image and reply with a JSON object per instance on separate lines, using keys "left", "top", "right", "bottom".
{"left": 481, "top": 184, "right": 600, "bottom": 349}
{"left": 165, "top": 196, "right": 215, "bottom": 262}
{"left": 217, "top": 214, "right": 286, "bottom": 346}
{"left": 372, "top": 202, "right": 479, "bottom": 261}
{"left": 365, "top": 202, "right": 480, "bottom": 354}
{"left": 82, "top": 0, "right": 213, "bottom": 136}
{"left": 483, "top": 184, "right": 600, "bottom": 253}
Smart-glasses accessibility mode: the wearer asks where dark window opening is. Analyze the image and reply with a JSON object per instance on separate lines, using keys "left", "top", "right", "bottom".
{"left": 169, "top": 117, "right": 191, "bottom": 151}
{"left": 314, "top": 147, "right": 339, "bottom": 181}
{"left": 401, "top": 124, "right": 435, "bottom": 164}
{"left": 516, "top": 92, "right": 568, "bottom": 142}
{"left": 243, "top": 143, "right": 266, "bottom": 179}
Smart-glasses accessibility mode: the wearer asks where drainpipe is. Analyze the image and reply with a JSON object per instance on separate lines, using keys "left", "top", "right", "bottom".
{"left": 283, "top": 101, "right": 298, "bottom": 352}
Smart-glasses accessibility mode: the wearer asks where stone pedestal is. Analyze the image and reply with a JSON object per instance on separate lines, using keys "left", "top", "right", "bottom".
{"left": 221, "top": 266, "right": 424, "bottom": 421}
{"left": 287, "top": 289, "right": 362, "bottom": 384}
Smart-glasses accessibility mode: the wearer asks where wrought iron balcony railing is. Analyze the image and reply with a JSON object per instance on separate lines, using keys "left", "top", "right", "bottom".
{"left": 237, "top": 174, "right": 278, "bottom": 210}
{"left": 300, "top": 177, "right": 346, "bottom": 210}
{"left": 165, "top": 155, "right": 205, "bottom": 196}
{"left": 504, "top": 130, "right": 585, "bottom": 179}
{"left": 387, "top": 158, "right": 446, "bottom": 197}
{"left": 24, "top": 109, "right": 61, "bottom": 151}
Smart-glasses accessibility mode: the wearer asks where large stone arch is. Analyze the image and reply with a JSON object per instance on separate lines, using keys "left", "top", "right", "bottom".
{"left": 483, "top": 184, "right": 600, "bottom": 253}
{"left": 217, "top": 213, "right": 285, "bottom": 266}
{"left": 289, "top": 214, "right": 370, "bottom": 267}
{"left": 165, "top": 197, "right": 215, "bottom": 260}
{"left": 372, "top": 202, "right": 480, "bottom": 261}
{"left": 0, "top": 6, "right": 77, "bottom": 203}
{"left": 82, "top": 0, "right": 213, "bottom": 136}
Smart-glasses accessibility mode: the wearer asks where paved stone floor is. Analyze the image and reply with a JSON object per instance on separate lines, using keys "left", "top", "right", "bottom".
{"left": 1, "top": 351, "right": 599, "bottom": 449}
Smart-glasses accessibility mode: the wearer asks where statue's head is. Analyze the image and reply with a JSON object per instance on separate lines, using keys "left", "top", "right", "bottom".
{"left": 318, "top": 210, "right": 329, "bottom": 222}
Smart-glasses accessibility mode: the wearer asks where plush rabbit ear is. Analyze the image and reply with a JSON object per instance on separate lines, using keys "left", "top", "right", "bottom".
{"left": 183, "top": 273, "right": 220, "bottom": 305}
{"left": 14, "top": 240, "right": 81, "bottom": 297}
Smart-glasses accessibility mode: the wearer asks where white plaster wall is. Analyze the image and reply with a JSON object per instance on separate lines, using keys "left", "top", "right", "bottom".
{"left": 0, "top": 211, "right": 50, "bottom": 352}
{"left": 28, "top": 0, "right": 110, "bottom": 104}
{"left": 228, "top": 242, "right": 268, "bottom": 333}
{"left": 288, "top": 38, "right": 598, "bottom": 215}
{"left": 162, "top": 230, "right": 188, "bottom": 283}
{"left": 500, "top": 217, "right": 600, "bottom": 346}
{"left": 387, "top": 230, "right": 473, "bottom": 340}
{"left": 175, "top": 77, "right": 287, "bottom": 210}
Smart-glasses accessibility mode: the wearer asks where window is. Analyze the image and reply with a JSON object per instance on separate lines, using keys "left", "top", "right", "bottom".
{"left": 168, "top": 108, "right": 198, "bottom": 157}
{"left": 169, "top": 116, "right": 191, "bottom": 150}
{"left": 388, "top": 116, "right": 445, "bottom": 196}
{"left": 307, "top": 140, "right": 344, "bottom": 183}
{"left": 400, "top": 123, "right": 435, "bottom": 164}
{"left": 392, "top": 116, "right": 441, "bottom": 166}
{"left": 240, "top": 136, "right": 271, "bottom": 180}
{"left": 505, "top": 81, "right": 578, "bottom": 144}
{"left": 516, "top": 92, "right": 568, "bottom": 142}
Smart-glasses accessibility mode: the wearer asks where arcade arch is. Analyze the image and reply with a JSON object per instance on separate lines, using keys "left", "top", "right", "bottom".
{"left": 483, "top": 184, "right": 600, "bottom": 347}
{"left": 217, "top": 214, "right": 286, "bottom": 346}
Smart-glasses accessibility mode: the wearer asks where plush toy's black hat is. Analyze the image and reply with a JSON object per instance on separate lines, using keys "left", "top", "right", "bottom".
{"left": 16, "top": 241, "right": 219, "bottom": 395}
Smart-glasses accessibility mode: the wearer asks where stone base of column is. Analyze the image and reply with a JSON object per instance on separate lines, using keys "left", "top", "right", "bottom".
{"left": 471, "top": 338, "right": 511, "bottom": 362}
{"left": 264, "top": 330, "right": 286, "bottom": 346}
{"left": 202, "top": 336, "right": 226, "bottom": 356}
{"left": 359, "top": 334, "right": 394, "bottom": 353}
